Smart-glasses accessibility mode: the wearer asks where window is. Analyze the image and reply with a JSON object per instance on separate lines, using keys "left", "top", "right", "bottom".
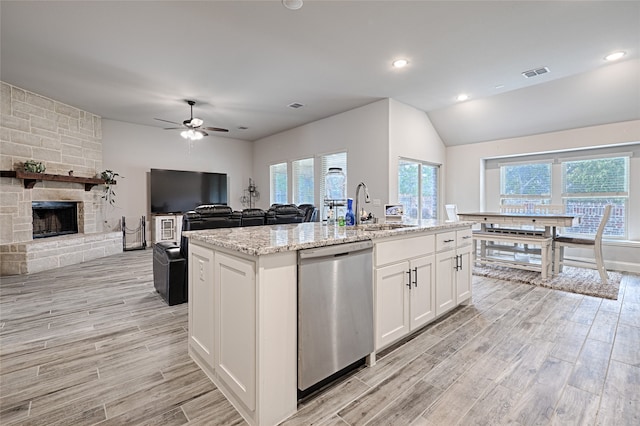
{"left": 269, "top": 162, "right": 287, "bottom": 205}
{"left": 500, "top": 162, "right": 552, "bottom": 206}
{"left": 320, "top": 152, "right": 347, "bottom": 220}
{"left": 398, "top": 159, "right": 439, "bottom": 222}
{"left": 562, "top": 156, "right": 628, "bottom": 237}
{"left": 292, "top": 158, "right": 314, "bottom": 205}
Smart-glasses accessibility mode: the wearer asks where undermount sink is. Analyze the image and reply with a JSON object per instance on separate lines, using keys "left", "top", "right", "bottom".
{"left": 355, "top": 223, "right": 416, "bottom": 231}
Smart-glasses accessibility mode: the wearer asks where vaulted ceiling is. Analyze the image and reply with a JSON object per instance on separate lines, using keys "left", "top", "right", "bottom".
{"left": 1, "top": 1, "right": 639, "bottom": 146}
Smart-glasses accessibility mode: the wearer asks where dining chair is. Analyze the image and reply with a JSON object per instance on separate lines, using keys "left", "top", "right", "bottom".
{"left": 553, "top": 204, "right": 612, "bottom": 283}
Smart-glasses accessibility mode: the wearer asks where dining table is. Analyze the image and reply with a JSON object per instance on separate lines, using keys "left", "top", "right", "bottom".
{"left": 457, "top": 211, "right": 580, "bottom": 278}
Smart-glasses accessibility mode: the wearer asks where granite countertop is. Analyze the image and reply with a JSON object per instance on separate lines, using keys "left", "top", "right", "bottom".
{"left": 184, "top": 221, "right": 473, "bottom": 256}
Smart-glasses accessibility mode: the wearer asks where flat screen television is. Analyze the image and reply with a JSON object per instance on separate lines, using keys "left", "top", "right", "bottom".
{"left": 150, "top": 168, "right": 228, "bottom": 213}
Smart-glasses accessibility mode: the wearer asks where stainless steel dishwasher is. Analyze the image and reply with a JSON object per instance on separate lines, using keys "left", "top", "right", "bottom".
{"left": 297, "top": 240, "right": 374, "bottom": 395}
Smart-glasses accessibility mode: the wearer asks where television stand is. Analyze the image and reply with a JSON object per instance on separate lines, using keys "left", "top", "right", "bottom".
{"left": 152, "top": 214, "right": 183, "bottom": 246}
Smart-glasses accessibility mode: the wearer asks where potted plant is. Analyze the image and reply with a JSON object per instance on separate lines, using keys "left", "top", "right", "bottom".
{"left": 23, "top": 160, "right": 46, "bottom": 173}
{"left": 100, "top": 169, "right": 122, "bottom": 206}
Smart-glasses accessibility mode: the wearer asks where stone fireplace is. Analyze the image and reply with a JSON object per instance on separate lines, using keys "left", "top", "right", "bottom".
{"left": 0, "top": 82, "right": 122, "bottom": 275}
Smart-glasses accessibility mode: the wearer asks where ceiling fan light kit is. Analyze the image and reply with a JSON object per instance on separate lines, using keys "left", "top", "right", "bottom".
{"left": 181, "top": 129, "right": 205, "bottom": 141}
{"left": 155, "top": 100, "right": 229, "bottom": 139}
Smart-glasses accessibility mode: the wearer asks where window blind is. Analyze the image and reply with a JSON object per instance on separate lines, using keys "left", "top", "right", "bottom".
{"left": 292, "top": 158, "right": 314, "bottom": 205}
{"left": 269, "top": 162, "right": 287, "bottom": 205}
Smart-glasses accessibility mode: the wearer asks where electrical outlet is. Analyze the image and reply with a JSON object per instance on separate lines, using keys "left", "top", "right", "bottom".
{"left": 373, "top": 199, "right": 381, "bottom": 206}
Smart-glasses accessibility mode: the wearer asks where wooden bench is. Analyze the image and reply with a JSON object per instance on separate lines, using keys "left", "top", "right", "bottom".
{"left": 473, "top": 230, "right": 553, "bottom": 278}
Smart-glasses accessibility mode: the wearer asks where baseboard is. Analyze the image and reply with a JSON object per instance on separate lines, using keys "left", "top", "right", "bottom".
{"left": 607, "top": 260, "right": 640, "bottom": 274}
{"left": 564, "top": 256, "right": 640, "bottom": 274}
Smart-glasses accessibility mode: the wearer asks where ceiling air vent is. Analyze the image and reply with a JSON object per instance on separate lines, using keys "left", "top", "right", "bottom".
{"left": 288, "top": 102, "right": 305, "bottom": 109}
{"left": 522, "top": 67, "right": 550, "bottom": 78}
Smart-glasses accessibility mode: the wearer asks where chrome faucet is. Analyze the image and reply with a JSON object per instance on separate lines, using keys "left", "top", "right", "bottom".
{"left": 355, "top": 182, "right": 371, "bottom": 225}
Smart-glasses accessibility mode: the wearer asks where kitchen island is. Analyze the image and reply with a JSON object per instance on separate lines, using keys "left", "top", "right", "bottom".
{"left": 185, "top": 220, "right": 473, "bottom": 426}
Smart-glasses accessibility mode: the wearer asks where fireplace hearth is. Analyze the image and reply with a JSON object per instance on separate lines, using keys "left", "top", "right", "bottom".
{"left": 32, "top": 201, "right": 78, "bottom": 239}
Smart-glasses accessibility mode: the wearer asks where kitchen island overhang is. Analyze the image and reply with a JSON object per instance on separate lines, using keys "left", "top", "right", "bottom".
{"left": 184, "top": 221, "right": 474, "bottom": 426}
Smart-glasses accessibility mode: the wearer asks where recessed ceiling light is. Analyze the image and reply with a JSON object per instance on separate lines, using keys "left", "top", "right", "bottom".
{"left": 456, "top": 94, "right": 469, "bottom": 102}
{"left": 282, "top": 0, "right": 303, "bottom": 10}
{"left": 604, "top": 51, "right": 626, "bottom": 61}
{"left": 392, "top": 59, "right": 409, "bottom": 68}
{"left": 494, "top": 84, "right": 505, "bottom": 89}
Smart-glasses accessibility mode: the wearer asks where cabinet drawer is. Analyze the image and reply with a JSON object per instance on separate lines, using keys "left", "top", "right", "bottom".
{"left": 456, "top": 228, "right": 473, "bottom": 247}
{"left": 436, "top": 231, "right": 456, "bottom": 252}
{"left": 375, "top": 234, "right": 434, "bottom": 266}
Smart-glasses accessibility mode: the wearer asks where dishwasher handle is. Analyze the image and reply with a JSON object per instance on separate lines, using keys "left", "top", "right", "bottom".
{"left": 298, "top": 240, "right": 373, "bottom": 261}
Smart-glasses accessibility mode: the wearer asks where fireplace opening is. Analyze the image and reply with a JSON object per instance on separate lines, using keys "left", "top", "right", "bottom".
{"left": 32, "top": 201, "right": 78, "bottom": 239}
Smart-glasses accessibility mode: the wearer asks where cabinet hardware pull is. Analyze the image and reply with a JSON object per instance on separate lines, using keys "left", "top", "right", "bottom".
{"left": 454, "top": 255, "right": 459, "bottom": 271}
{"left": 458, "top": 254, "right": 463, "bottom": 271}
{"left": 413, "top": 267, "right": 418, "bottom": 287}
{"left": 463, "top": 235, "right": 472, "bottom": 239}
{"left": 444, "top": 239, "right": 454, "bottom": 243}
{"left": 406, "top": 270, "right": 412, "bottom": 289}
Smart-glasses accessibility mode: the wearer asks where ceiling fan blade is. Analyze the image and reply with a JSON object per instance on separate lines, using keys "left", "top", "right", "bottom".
{"left": 203, "top": 126, "right": 229, "bottom": 132}
{"left": 162, "top": 127, "right": 183, "bottom": 130}
{"left": 154, "top": 118, "right": 182, "bottom": 125}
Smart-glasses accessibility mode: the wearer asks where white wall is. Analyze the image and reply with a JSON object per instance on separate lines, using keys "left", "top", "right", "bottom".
{"left": 445, "top": 119, "right": 640, "bottom": 272}
{"left": 252, "top": 99, "right": 390, "bottom": 218}
{"left": 102, "top": 119, "right": 253, "bottom": 232}
{"left": 388, "top": 98, "right": 447, "bottom": 215}
{"left": 252, "top": 98, "right": 448, "bottom": 222}
{"left": 446, "top": 120, "right": 640, "bottom": 212}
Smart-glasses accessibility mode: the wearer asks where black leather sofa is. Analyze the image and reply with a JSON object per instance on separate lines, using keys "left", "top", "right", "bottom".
{"left": 266, "top": 204, "right": 305, "bottom": 224}
{"left": 241, "top": 208, "right": 267, "bottom": 226}
{"left": 180, "top": 205, "right": 242, "bottom": 257}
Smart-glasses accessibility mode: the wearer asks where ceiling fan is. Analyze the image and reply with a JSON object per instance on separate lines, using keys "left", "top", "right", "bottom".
{"left": 155, "top": 100, "right": 229, "bottom": 140}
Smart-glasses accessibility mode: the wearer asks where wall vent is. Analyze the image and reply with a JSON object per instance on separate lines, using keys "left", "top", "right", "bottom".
{"left": 288, "top": 102, "right": 305, "bottom": 109}
{"left": 522, "top": 67, "right": 550, "bottom": 78}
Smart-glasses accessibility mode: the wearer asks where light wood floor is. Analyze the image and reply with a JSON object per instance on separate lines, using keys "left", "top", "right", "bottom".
{"left": 1, "top": 250, "right": 638, "bottom": 425}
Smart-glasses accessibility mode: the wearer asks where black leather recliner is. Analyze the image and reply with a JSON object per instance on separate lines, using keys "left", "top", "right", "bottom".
{"left": 153, "top": 241, "right": 186, "bottom": 306}
{"left": 266, "top": 204, "right": 305, "bottom": 224}
{"left": 297, "top": 204, "right": 318, "bottom": 222}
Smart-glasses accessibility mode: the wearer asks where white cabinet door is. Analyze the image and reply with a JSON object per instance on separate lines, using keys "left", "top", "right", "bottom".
{"left": 435, "top": 250, "right": 456, "bottom": 316}
{"left": 188, "top": 243, "right": 215, "bottom": 369}
{"left": 375, "top": 262, "right": 410, "bottom": 350}
{"left": 456, "top": 244, "right": 472, "bottom": 303}
{"left": 409, "top": 254, "right": 435, "bottom": 330}
{"left": 214, "top": 252, "right": 256, "bottom": 411}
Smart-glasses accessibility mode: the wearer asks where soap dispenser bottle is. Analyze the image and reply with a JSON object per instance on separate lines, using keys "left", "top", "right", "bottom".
{"left": 345, "top": 198, "right": 355, "bottom": 226}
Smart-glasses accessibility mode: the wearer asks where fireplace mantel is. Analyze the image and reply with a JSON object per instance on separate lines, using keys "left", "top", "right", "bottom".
{"left": 0, "top": 170, "right": 112, "bottom": 191}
